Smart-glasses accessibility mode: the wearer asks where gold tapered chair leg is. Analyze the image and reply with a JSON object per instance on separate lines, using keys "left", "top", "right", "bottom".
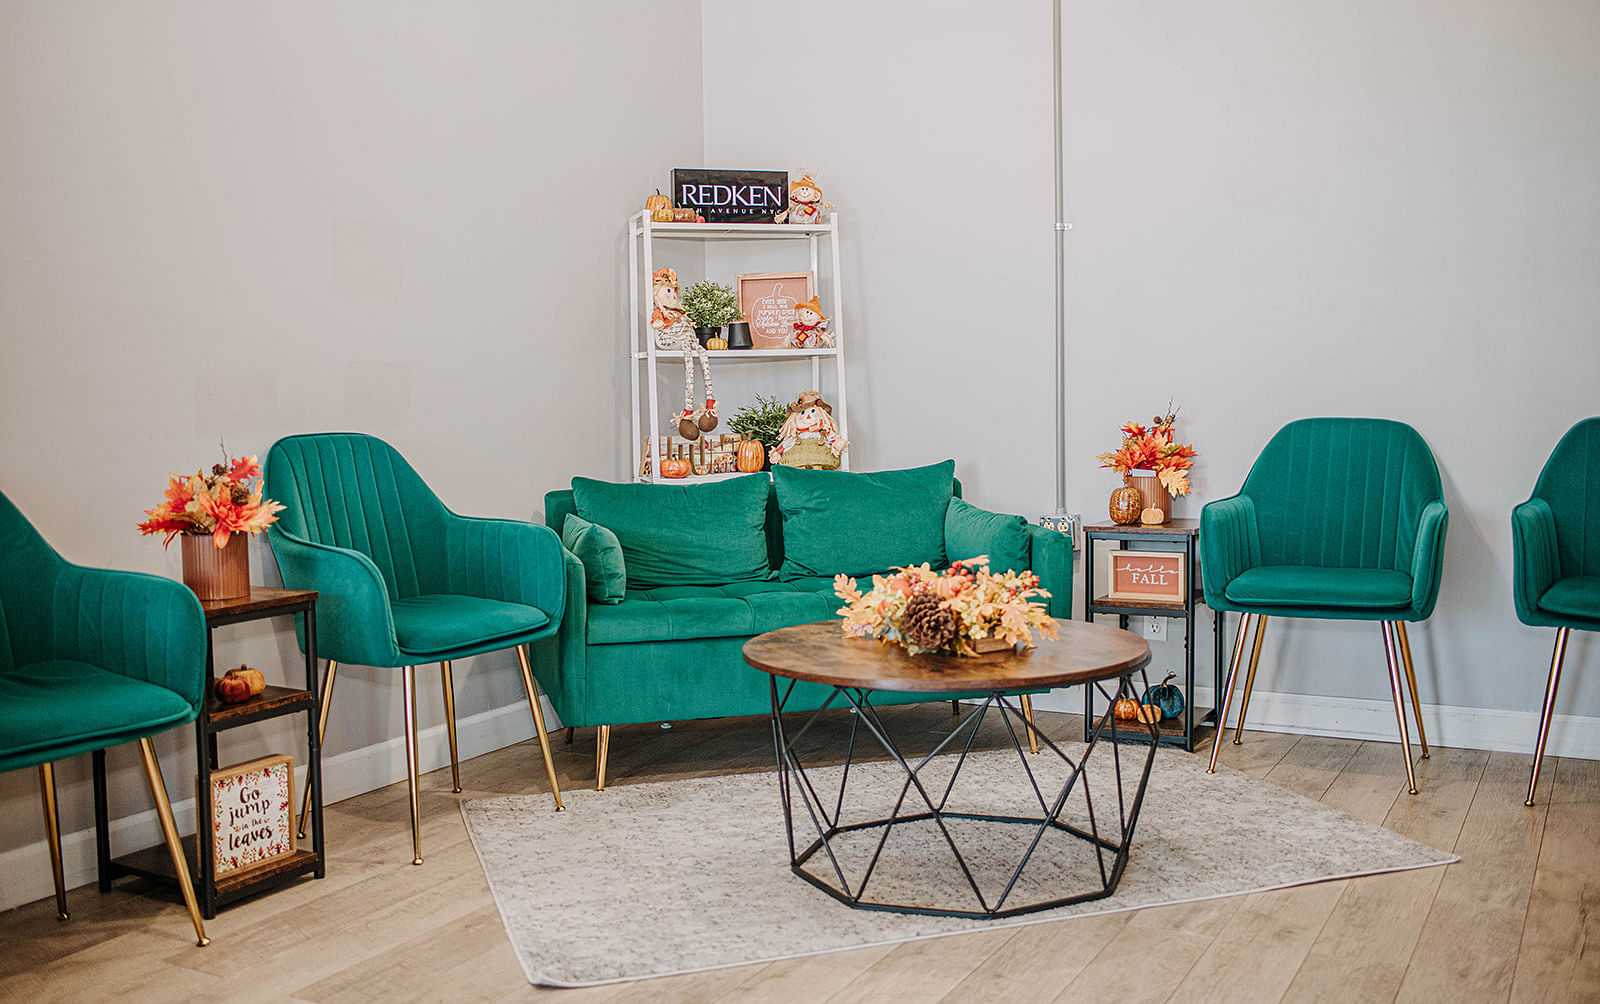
{"left": 1208, "top": 613, "right": 1255, "bottom": 774}
{"left": 1020, "top": 695, "right": 1039, "bottom": 754}
{"left": 1394, "top": 622, "right": 1430, "bottom": 759}
{"left": 37, "top": 762, "right": 68, "bottom": 921}
{"left": 596, "top": 725, "right": 611, "bottom": 791}
{"left": 515, "top": 644, "right": 565, "bottom": 812}
{"left": 1231, "top": 615, "right": 1269, "bottom": 745}
{"left": 1526, "top": 627, "right": 1571, "bottom": 807}
{"left": 439, "top": 660, "right": 462, "bottom": 793}
{"left": 297, "top": 659, "right": 338, "bottom": 839}
{"left": 402, "top": 665, "right": 423, "bottom": 865}
{"left": 1381, "top": 622, "right": 1420, "bottom": 795}
{"left": 135, "top": 738, "right": 208, "bottom": 946}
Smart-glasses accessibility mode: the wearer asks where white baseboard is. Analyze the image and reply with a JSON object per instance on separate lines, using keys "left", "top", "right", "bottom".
{"left": 1028, "top": 685, "right": 1600, "bottom": 760}
{"left": 0, "top": 697, "right": 556, "bottom": 914}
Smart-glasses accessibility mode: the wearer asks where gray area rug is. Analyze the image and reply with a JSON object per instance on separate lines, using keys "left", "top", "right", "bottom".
{"left": 462, "top": 744, "right": 1455, "bottom": 987}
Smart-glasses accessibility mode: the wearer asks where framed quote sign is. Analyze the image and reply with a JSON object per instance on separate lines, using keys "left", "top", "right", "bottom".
{"left": 672, "top": 168, "right": 788, "bottom": 223}
{"left": 1103, "top": 549, "right": 1187, "bottom": 604}
{"left": 210, "top": 754, "right": 295, "bottom": 879}
{"left": 737, "top": 271, "right": 815, "bottom": 348}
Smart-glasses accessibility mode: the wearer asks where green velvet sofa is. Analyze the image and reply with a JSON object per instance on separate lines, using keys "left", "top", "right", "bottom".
{"left": 532, "top": 472, "right": 1072, "bottom": 789}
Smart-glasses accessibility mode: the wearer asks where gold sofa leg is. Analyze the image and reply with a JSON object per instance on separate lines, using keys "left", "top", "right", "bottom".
{"left": 1525, "top": 627, "right": 1571, "bottom": 807}
{"left": 1208, "top": 612, "right": 1256, "bottom": 774}
{"left": 1381, "top": 623, "right": 1420, "bottom": 795}
{"left": 37, "top": 762, "right": 68, "bottom": 921}
{"left": 516, "top": 644, "right": 565, "bottom": 812}
{"left": 1020, "top": 695, "right": 1039, "bottom": 754}
{"left": 1394, "top": 622, "right": 1430, "bottom": 759}
{"left": 135, "top": 738, "right": 209, "bottom": 947}
{"left": 440, "top": 660, "right": 462, "bottom": 793}
{"left": 596, "top": 725, "right": 611, "bottom": 790}
{"left": 402, "top": 665, "right": 424, "bottom": 865}
{"left": 297, "top": 659, "right": 338, "bottom": 839}
{"left": 1231, "top": 615, "right": 1269, "bottom": 745}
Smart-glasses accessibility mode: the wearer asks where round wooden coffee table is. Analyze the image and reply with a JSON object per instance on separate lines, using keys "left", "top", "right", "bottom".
{"left": 743, "top": 619, "right": 1156, "bottom": 920}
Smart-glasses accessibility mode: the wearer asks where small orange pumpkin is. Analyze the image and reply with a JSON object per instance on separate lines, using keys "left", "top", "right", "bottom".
{"left": 659, "top": 443, "right": 691, "bottom": 479}
{"left": 1112, "top": 696, "right": 1141, "bottom": 722}
{"left": 672, "top": 207, "right": 697, "bottom": 223}
{"left": 1136, "top": 703, "right": 1163, "bottom": 725}
{"left": 736, "top": 437, "right": 766, "bottom": 473}
{"left": 645, "top": 189, "right": 673, "bottom": 223}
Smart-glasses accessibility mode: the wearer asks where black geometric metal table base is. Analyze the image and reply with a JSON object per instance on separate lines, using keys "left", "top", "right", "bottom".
{"left": 768, "top": 668, "right": 1159, "bottom": 920}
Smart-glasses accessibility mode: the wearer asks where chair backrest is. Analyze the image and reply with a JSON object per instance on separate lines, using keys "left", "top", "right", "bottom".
{"left": 1530, "top": 417, "right": 1600, "bottom": 578}
{"left": 1241, "top": 418, "right": 1443, "bottom": 572}
{"left": 264, "top": 433, "right": 449, "bottom": 600}
{"left": 0, "top": 490, "right": 66, "bottom": 673}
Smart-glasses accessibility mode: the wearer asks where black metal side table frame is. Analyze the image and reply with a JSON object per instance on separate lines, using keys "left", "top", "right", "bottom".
{"left": 93, "top": 588, "right": 325, "bottom": 918}
{"left": 769, "top": 667, "right": 1158, "bottom": 920}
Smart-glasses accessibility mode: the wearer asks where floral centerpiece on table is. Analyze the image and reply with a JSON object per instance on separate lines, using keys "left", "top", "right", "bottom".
{"left": 1097, "top": 406, "right": 1198, "bottom": 498}
{"left": 138, "top": 453, "right": 283, "bottom": 549}
{"left": 834, "top": 557, "right": 1058, "bottom": 657}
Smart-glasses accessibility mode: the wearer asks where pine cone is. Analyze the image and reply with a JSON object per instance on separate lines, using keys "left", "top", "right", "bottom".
{"left": 230, "top": 485, "right": 249, "bottom": 505}
{"left": 901, "top": 591, "right": 958, "bottom": 652}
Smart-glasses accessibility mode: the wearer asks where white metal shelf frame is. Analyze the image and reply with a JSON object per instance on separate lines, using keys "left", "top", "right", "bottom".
{"left": 628, "top": 210, "right": 850, "bottom": 483}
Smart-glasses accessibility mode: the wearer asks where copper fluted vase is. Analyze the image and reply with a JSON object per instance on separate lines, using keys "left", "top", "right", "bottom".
{"left": 181, "top": 533, "right": 250, "bottom": 601}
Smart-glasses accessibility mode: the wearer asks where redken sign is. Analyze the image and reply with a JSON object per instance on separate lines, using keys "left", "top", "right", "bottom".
{"left": 672, "top": 169, "right": 788, "bottom": 224}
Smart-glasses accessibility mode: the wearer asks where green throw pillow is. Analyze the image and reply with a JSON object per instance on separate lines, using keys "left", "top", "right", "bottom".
{"left": 560, "top": 514, "right": 627, "bottom": 604}
{"left": 944, "top": 498, "right": 1030, "bottom": 575}
{"left": 774, "top": 460, "right": 955, "bottom": 579}
{"left": 571, "top": 475, "right": 770, "bottom": 589}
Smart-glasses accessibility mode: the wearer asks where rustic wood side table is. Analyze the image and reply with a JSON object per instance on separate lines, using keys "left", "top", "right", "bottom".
{"left": 93, "top": 587, "right": 325, "bottom": 918}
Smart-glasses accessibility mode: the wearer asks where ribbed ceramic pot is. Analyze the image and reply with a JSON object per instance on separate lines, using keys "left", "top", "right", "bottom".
{"left": 181, "top": 533, "right": 250, "bottom": 601}
{"left": 1129, "top": 470, "right": 1171, "bottom": 524}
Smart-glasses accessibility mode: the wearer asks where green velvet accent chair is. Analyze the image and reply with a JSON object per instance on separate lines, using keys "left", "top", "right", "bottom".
{"left": 0, "top": 490, "right": 210, "bottom": 945}
{"left": 1513, "top": 417, "right": 1600, "bottom": 806}
{"left": 264, "top": 433, "right": 569, "bottom": 865}
{"left": 535, "top": 479, "right": 1074, "bottom": 789}
{"left": 1200, "top": 418, "right": 1449, "bottom": 793}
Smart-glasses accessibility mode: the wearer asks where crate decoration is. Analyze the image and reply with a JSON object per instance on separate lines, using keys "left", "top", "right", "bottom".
{"left": 210, "top": 754, "right": 295, "bottom": 878}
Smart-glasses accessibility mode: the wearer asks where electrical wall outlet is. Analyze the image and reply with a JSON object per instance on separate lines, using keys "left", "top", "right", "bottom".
{"left": 1141, "top": 617, "right": 1167, "bottom": 642}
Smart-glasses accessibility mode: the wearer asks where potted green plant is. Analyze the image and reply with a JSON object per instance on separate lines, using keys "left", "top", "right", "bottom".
{"left": 681, "top": 280, "right": 741, "bottom": 348}
{"left": 729, "top": 394, "right": 789, "bottom": 469}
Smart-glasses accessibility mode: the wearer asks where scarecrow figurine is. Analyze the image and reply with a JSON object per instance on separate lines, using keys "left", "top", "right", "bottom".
{"left": 772, "top": 389, "right": 846, "bottom": 470}
{"left": 650, "top": 267, "right": 718, "bottom": 439}
{"left": 790, "top": 297, "right": 833, "bottom": 348}
{"left": 774, "top": 173, "right": 831, "bottom": 225}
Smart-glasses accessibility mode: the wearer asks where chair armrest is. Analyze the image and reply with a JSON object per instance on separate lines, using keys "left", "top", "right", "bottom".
{"left": 1200, "top": 495, "right": 1261, "bottom": 606}
{"left": 1409, "top": 499, "right": 1450, "bottom": 616}
{"left": 1024, "top": 524, "right": 1074, "bottom": 619}
{"left": 50, "top": 565, "right": 208, "bottom": 714}
{"left": 268, "top": 528, "right": 400, "bottom": 667}
{"left": 1512, "top": 497, "right": 1560, "bottom": 625}
{"left": 531, "top": 546, "right": 589, "bottom": 721}
{"left": 442, "top": 515, "right": 566, "bottom": 623}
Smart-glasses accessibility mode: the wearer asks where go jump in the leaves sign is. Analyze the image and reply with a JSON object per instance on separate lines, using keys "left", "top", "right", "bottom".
{"left": 211, "top": 754, "right": 295, "bottom": 878}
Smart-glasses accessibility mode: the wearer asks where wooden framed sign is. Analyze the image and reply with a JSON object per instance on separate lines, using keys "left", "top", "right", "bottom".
{"left": 210, "top": 754, "right": 295, "bottom": 879}
{"left": 672, "top": 168, "right": 788, "bottom": 223}
{"left": 737, "top": 271, "right": 815, "bottom": 348}
{"left": 1103, "top": 549, "right": 1187, "bottom": 603}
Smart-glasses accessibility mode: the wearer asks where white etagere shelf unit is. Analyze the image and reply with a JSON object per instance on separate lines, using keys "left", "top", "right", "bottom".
{"left": 628, "top": 210, "right": 850, "bottom": 483}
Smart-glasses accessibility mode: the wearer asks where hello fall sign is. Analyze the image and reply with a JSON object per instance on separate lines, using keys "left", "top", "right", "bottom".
{"left": 211, "top": 754, "right": 295, "bottom": 878}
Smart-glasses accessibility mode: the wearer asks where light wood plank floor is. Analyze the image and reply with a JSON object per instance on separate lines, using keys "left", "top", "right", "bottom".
{"left": 2, "top": 706, "right": 1596, "bottom": 1003}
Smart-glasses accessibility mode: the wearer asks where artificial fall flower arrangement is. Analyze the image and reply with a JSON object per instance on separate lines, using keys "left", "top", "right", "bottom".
{"left": 1097, "top": 406, "right": 1199, "bottom": 497}
{"left": 138, "top": 454, "right": 284, "bottom": 548}
{"left": 834, "top": 557, "right": 1059, "bottom": 658}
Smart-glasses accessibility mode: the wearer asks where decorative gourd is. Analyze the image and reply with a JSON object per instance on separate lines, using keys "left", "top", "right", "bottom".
{"left": 1112, "top": 696, "right": 1141, "bottom": 722}
{"left": 645, "top": 189, "right": 673, "bottom": 223}
{"left": 736, "top": 437, "right": 766, "bottom": 473}
{"left": 659, "top": 443, "right": 691, "bottom": 479}
{"left": 1142, "top": 672, "right": 1185, "bottom": 720}
{"left": 705, "top": 336, "right": 728, "bottom": 351}
{"left": 1136, "top": 703, "right": 1163, "bottom": 725}
{"left": 1109, "top": 477, "right": 1142, "bottom": 525}
{"left": 672, "top": 207, "right": 697, "bottom": 222}
{"left": 214, "top": 666, "right": 265, "bottom": 705}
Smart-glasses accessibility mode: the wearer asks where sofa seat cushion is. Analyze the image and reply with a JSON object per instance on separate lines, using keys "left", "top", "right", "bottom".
{"left": 0, "top": 660, "right": 193, "bottom": 761}
{"left": 1224, "top": 566, "right": 1412, "bottom": 610}
{"left": 1540, "top": 576, "right": 1600, "bottom": 622}
{"left": 392, "top": 594, "right": 550, "bottom": 655}
{"left": 588, "top": 576, "right": 845, "bottom": 645}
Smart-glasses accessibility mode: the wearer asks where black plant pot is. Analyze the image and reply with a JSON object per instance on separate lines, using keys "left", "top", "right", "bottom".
{"left": 725, "top": 321, "right": 753, "bottom": 350}
{"left": 694, "top": 325, "right": 720, "bottom": 347}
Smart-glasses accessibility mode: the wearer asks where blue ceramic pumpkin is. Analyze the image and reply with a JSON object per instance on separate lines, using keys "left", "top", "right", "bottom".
{"left": 1143, "top": 672, "right": 1185, "bottom": 720}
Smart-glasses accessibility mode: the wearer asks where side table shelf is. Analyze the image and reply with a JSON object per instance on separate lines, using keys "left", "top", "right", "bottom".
{"left": 95, "top": 587, "right": 325, "bottom": 918}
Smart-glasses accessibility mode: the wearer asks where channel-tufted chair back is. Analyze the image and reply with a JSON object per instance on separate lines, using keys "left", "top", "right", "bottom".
{"left": 1529, "top": 417, "right": 1600, "bottom": 579}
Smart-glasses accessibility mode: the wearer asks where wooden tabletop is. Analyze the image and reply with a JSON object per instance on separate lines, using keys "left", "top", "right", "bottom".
{"left": 742, "top": 619, "right": 1151, "bottom": 693}
{"left": 200, "top": 586, "right": 317, "bottom": 623}
{"left": 1084, "top": 518, "right": 1199, "bottom": 536}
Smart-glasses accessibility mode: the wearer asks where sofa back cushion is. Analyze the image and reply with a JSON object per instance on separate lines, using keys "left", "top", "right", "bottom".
{"left": 572, "top": 475, "right": 770, "bottom": 588}
{"left": 773, "top": 460, "right": 955, "bottom": 579}
{"left": 944, "top": 497, "right": 1030, "bottom": 574}
{"left": 560, "top": 515, "right": 627, "bottom": 604}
